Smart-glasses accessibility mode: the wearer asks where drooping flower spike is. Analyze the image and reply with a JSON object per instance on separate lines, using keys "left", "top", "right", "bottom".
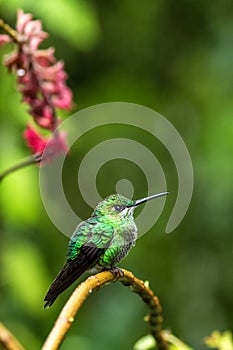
{"left": 0, "top": 9, "right": 72, "bottom": 158}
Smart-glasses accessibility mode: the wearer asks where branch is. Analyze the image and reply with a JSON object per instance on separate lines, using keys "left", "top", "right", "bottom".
{"left": 0, "top": 154, "right": 41, "bottom": 182}
{"left": 0, "top": 323, "right": 25, "bottom": 350}
{"left": 0, "top": 19, "right": 19, "bottom": 43}
{"left": 42, "top": 269, "right": 168, "bottom": 350}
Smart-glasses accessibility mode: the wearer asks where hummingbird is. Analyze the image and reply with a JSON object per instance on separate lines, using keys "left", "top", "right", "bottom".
{"left": 44, "top": 192, "right": 169, "bottom": 307}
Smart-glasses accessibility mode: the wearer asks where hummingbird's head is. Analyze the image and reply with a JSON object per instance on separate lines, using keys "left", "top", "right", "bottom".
{"left": 92, "top": 192, "right": 169, "bottom": 221}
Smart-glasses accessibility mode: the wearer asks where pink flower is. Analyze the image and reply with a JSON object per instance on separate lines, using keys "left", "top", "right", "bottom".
{"left": 24, "top": 125, "right": 69, "bottom": 160}
{"left": 1, "top": 9, "right": 73, "bottom": 160}
{"left": 53, "top": 86, "right": 73, "bottom": 109}
{"left": 16, "top": 10, "right": 32, "bottom": 33}
{"left": 48, "top": 131, "right": 69, "bottom": 155}
{"left": 24, "top": 125, "right": 47, "bottom": 154}
{"left": 29, "top": 101, "right": 55, "bottom": 129}
{"left": 1, "top": 10, "right": 73, "bottom": 123}
{"left": 16, "top": 9, "right": 48, "bottom": 50}
{"left": 0, "top": 34, "right": 11, "bottom": 46}
{"left": 34, "top": 48, "right": 55, "bottom": 66}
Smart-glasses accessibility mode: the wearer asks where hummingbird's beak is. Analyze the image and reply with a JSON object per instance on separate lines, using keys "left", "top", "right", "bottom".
{"left": 130, "top": 192, "right": 169, "bottom": 207}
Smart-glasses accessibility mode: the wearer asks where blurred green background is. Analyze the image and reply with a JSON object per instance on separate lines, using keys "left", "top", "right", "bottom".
{"left": 0, "top": 1, "right": 232, "bottom": 349}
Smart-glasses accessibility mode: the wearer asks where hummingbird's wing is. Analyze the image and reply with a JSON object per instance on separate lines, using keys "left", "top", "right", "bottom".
{"left": 44, "top": 219, "right": 114, "bottom": 307}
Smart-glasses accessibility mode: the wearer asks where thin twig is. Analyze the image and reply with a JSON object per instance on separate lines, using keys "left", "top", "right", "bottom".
{"left": 0, "top": 154, "right": 41, "bottom": 182}
{"left": 0, "top": 323, "right": 25, "bottom": 350}
{"left": 0, "top": 19, "right": 19, "bottom": 43}
{"left": 42, "top": 269, "right": 168, "bottom": 350}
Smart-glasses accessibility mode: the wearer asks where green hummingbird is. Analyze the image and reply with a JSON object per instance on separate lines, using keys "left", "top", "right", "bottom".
{"left": 44, "top": 192, "right": 169, "bottom": 307}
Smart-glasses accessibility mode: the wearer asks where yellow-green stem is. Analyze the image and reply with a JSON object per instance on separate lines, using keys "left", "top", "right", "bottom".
{"left": 42, "top": 269, "right": 168, "bottom": 350}
{"left": 0, "top": 18, "right": 19, "bottom": 43}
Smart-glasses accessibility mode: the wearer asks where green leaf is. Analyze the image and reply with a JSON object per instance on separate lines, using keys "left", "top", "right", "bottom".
{"left": 133, "top": 334, "right": 156, "bottom": 350}
{"left": 204, "top": 331, "right": 233, "bottom": 350}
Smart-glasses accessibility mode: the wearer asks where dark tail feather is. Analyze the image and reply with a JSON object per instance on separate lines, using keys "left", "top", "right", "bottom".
{"left": 44, "top": 259, "right": 91, "bottom": 308}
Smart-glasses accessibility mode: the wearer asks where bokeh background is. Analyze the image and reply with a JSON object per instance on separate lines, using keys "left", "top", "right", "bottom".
{"left": 0, "top": 1, "right": 232, "bottom": 349}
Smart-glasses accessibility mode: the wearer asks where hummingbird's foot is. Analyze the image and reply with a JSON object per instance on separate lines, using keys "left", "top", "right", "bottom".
{"left": 108, "top": 266, "right": 124, "bottom": 279}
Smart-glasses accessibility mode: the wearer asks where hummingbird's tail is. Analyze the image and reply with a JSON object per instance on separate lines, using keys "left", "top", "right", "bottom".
{"left": 44, "top": 259, "right": 91, "bottom": 307}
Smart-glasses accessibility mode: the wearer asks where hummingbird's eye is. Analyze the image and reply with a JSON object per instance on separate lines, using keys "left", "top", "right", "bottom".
{"left": 113, "top": 205, "right": 124, "bottom": 212}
